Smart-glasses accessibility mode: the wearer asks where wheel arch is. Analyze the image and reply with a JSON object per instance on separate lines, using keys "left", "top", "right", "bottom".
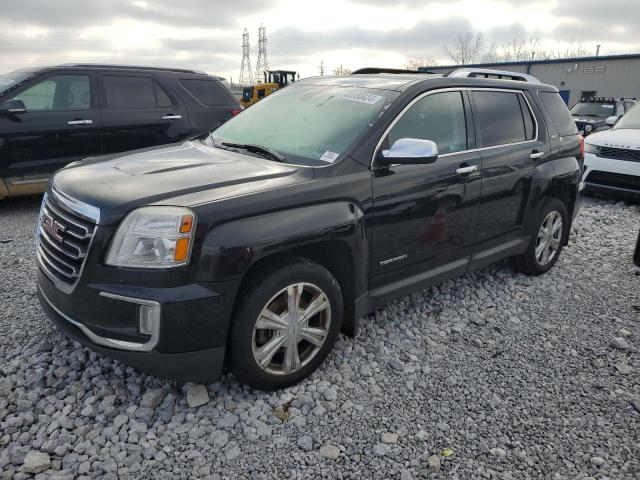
{"left": 197, "top": 202, "right": 369, "bottom": 337}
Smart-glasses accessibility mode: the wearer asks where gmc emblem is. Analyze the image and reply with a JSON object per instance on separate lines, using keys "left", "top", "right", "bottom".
{"left": 41, "top": 212, "right": 64, "bottom": 242}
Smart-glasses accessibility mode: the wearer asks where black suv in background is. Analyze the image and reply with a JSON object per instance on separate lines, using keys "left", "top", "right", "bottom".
{"left": 37, "top": 69, "right": 583, "bottom": 390}
{"left": 570, "top": 96, "right": 636, "bottom": 136}
{"left": 0, "top": 64, "right": 241, "bottom": 198}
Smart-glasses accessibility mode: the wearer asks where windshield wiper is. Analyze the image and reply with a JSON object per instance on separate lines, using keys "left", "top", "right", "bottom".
{"left": 220, "top": 142, "right": 286, "bottom": 162}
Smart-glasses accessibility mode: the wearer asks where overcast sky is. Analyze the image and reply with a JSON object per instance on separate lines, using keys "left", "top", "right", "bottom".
{"left": 2, "top": 0, "right": 638, "bottom": 81}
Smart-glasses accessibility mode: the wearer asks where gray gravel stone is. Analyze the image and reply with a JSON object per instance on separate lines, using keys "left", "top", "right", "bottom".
{"left": 590, "top": 456, "right": 605, "bottom": 467}
{"left": 319, "top": 444, "right": 340, "bottom": 459}
{"left": 140, "top": 387, "right": 168, "bottom": 409}
{"left": 186, "top": 384, "right": 209, "bottom": 408}
{"left": 381, "top": 432, "right": 398, "bottom": 444}
{"left": 610, "top": 336, "right": 631, "bottom": 350}
{"left": 22, "top": 451, "right": 50, "bottom": 474}
{"left": 373, "top": 443, "right": 392, "bottom": 457}
{"left": 426, "top": 454, "right": 441, "bottom": 472}
{"left": 297, "top": 435, "right": 313, "bottom": 451}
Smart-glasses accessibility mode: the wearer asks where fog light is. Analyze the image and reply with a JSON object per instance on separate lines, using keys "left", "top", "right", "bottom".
{"left": 138, "top": 305, "right": 157, "bottom": 335}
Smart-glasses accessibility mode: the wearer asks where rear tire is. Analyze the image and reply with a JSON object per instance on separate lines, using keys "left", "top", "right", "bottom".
{"left": 229, "top": 258, "right": 343, "bottom": 390}
{"left": 511, "top": 198, "right": 568, "bottom": 276}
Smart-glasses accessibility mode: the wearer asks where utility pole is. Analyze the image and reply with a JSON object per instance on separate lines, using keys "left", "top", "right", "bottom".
{"left": 239, "top": 28, "right": 254, "bottom": 87}
{"left": 255, "top": 24, "right": 269, "bottom": 83}
{"left": 318, "top": 60, "right": 324, "bottom": 76}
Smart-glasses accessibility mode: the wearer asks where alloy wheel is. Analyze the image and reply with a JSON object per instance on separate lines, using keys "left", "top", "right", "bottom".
{"left": 535, "top": 210, "right": 563, "bottom": 266}
{"left": 251, "top": 282, "right": 331, "bottom": 376}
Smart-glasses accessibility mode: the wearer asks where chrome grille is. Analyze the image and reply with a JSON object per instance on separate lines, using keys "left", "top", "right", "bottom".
{"left": 37, "top": 193, "right": 96, "bottom": 286}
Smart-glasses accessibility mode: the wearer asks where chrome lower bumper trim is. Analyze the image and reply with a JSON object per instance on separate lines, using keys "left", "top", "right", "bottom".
{"left": 39, "top": 286, "right": 160, "bottom": 352}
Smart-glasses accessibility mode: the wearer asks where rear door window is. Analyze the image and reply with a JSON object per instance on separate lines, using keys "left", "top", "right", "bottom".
{"left": 103, "top": 75, "right": 172, "bottom": 109}
{"left": 539, "top": 91, "right": 579, "bottom": 137}
{"left": 472, "top": 91, "right": 529, "bottom": 147}
{"left": 180, "top": 79, "right": 235, "bottom": 106}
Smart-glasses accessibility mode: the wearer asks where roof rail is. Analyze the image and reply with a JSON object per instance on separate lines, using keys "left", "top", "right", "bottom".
{"left": 351, "top": 67, "right": 437, "bottom": 75}
{"left": 56, "top": 63, "right": 208, "bottom": 75}
{"left": 447, "top": 68, "right": 541, "bottom": 84}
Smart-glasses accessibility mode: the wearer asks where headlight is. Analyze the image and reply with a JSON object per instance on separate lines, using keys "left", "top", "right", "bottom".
{"left": 584, "top": 143, "right": 600, "bottom": 156}
{"left": 584, "top": 124, "right": 593, "bottom": 132}
{"left": 106, "top": 206, "right": 195, "bottom": 268}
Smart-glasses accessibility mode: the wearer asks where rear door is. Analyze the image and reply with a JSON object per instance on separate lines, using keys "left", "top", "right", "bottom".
{"left": 470, "top": 89, "right": 543, "bottom": 267}
{"left": 98, "top": 73, "right": 190, "bottom": 155}
{"left": 0, "top": 71, "right": 101, "bottom": 192}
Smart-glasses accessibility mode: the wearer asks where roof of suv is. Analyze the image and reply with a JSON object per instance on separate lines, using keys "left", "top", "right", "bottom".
{"left": 300, "top": 73, "right": 558, "bottom": 93}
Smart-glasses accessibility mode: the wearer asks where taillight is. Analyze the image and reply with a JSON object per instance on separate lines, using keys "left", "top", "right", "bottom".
{"left": 231, "top": 108, "right": 242, "bottom": 116}
{"left": 578, "top": 134, "right": 585, "bottom": 160}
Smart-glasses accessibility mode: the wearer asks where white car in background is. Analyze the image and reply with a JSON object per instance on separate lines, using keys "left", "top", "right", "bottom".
{"left": 582, "top": 103, "right": 640, "bottom": 198}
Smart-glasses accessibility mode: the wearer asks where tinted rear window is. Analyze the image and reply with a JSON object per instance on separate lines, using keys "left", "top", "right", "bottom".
{"left": 180, "top": 79, "right": 234, "bottom": 106}
{"left": 473, "top": 91, "right": 527, "bottom": 147}
{"left": 540, "top": 91, "right": 579, "bottom": 136}
{"left": 103, "top": 75, "right": 172, "bottom": 109}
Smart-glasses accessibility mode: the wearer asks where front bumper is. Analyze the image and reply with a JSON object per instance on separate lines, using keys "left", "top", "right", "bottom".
{"left": 581, "top": 152, "right": 640, "bottom": 197}
{"left": 37, "top": 268, "right": 231, "bottom": 383}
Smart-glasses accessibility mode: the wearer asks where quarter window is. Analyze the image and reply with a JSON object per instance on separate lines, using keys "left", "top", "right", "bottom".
{"left": 103, "top": 75, "right": 172, "bottom": 109}
{"left": 539, "top": 91, "right": 579, "bottom": 137}
{"left": 388, "top": 91, "right": 467, "bottom": 154}
{"left": 12, "top": 75, "right": 91, "bottom": 111}
{"left": 473, "top": 91, "right": 530, "bottom": 147}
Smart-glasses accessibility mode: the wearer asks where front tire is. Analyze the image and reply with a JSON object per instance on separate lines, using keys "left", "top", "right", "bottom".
{"left": 229, "top": 258, "right": 343, "bottom": 390}
{"left": 511, "top": 198, "right": 568, "bottom": 276}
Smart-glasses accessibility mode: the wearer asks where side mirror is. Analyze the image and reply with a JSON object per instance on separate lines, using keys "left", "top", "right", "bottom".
{"left": 379, "top": 138, "right": 438, "bottom": 166}
{"left": 606, "top": 115, "right": 618, "bottom": 126}
{"left": 1, "top": 99, "right": 27, "bottom": 114}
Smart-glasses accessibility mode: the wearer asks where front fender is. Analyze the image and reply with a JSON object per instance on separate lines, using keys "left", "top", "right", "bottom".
{"left": 196, "top": 202, "right": 367, "bottom": 284}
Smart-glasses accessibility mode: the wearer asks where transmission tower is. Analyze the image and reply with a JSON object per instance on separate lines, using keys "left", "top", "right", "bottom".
{"left": 239, "top": 28, "right": 254, "bottom": 86}
{"left": 255, "top": 24, "right": 269, "bottom": 83}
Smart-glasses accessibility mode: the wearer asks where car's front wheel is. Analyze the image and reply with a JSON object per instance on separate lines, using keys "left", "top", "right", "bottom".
{"left": 229, "top": 258, "right": 343, "bottom": 390}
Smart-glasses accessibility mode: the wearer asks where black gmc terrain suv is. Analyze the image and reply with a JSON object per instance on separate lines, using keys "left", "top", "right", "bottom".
{"left": 0, "top": 64, "right": 241, "bottom": 198}
{"left": 37, "top": 69, "right": 583, "bottom": 390}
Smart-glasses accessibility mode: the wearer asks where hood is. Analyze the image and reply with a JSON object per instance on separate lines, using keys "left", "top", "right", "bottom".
{"left": 52, "top": 140, "right": 312, "bottom": 225}
{"left": 585, "top": 128, "right": 640, "bottom": 149}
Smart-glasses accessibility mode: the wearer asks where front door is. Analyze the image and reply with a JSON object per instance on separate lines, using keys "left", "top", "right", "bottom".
{"left": 369, "top": 90, "right": 481, "bottom": 299}
{"left": 0, "top": 72, "right": 101, "bottom": 194}
{"left": 98, "top": 73, "right": 190, "bottom": 155}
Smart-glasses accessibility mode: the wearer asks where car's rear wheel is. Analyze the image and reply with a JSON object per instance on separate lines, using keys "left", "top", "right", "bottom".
{"left": 511, "top": 198, "right": 568, "bottom": 276}
{"left": 229, "top": 258, "right": 343, "bottom": 390}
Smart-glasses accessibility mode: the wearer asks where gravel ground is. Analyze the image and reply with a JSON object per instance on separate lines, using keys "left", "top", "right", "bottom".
{"left": 1, "top": 195, "right": 639, "bottom": 480}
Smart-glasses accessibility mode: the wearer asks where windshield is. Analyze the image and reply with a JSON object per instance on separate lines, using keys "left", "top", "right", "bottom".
{"left": 614, "top": 103, "right": 640, "bottom": 130}
{"left": 0, "top": 71, "right": 33, "bottom": 96}
{"left": 570, "top": 102, "right": 616, "bottom": 117}
{"left": 211, "top": 83, "right": 398, "bottom": 166}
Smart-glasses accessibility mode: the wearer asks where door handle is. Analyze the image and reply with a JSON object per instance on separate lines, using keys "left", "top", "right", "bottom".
{"left": 530, "top": 150, "right": 544, "bottom": 159}
{"left": 162, "top": 114, "right": 182, "bottom": 120}
{"left": 456, "top": 165, "right": 478, "bottom": 175}
{"left": 67, "top": 119, "right": 93, "bottom": 125}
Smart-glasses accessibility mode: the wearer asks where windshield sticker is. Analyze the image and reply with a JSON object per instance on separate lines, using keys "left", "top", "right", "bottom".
{"left": 319, "top": 151, "right": 340, "bottom": 163}
{"left": 603, "top": 104, "right": 614, "bottom": 108}
{"left": 341, "top": 92, "right": 383, "bottom": 105}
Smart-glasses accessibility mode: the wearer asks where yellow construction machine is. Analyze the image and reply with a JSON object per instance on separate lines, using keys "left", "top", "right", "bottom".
{"left": 241, "top": 70, "right": 297, "bottom": 108}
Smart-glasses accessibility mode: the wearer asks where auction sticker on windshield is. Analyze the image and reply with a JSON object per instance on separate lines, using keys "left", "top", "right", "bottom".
{"left": 342, "top": 92, "right": 383, "bottom": 105}
{"left": 319, "top": 151, "right": 340, "bottom": 162}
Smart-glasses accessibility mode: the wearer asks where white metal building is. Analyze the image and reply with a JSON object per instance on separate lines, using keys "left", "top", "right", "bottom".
{"left": 420, "top": 54, "right": 640, "bottom": 106}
